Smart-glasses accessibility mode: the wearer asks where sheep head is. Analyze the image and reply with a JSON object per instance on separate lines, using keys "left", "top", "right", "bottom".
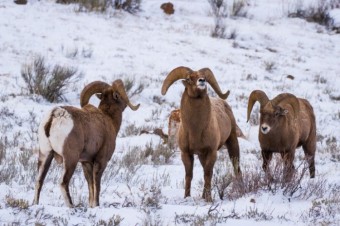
{"left": 161, "top": 66, "right": 230, "bottom": 99}
{"left": 247, "top": 90, "right": 300, "bottom": 134}
{"left": 80, "top": 79, "right": 140, "bottom": 111}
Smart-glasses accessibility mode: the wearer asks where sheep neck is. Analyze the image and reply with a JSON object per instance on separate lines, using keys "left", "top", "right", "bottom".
{"left": 180, "top": 92, "right": 211, "bottom": 136}
{"left": 99, "top": 105, "right": 123, "bottom": 132}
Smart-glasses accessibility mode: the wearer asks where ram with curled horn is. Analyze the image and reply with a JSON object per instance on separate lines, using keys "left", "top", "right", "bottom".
{"left": 247, "top": 90, "right": 316, "bottom": 179}
{"left": 161, "top": 66, "right": 242, "bottom": 202}
{"left": 34, "top": 79, "right": 140, "bottom": 207}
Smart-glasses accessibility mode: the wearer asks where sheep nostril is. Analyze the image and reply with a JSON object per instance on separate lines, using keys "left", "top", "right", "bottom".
{"left": 261, "top": 126, "right": 267, "bottom": 131}
{"left": 198, "top": 78, "right": 205, "bottom": 83}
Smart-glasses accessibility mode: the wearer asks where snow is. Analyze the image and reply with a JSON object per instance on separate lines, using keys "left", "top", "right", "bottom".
{"left": 0, "top": 0, "right": 340, "bottom": 225}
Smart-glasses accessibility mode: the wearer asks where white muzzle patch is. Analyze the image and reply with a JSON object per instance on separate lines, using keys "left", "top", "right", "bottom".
{"left": 260, "top": 123, "right": 271, "bottom": 134}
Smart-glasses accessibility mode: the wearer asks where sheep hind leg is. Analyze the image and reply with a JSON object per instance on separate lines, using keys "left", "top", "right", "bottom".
{"left": 225, "top": 132, "right": 242, "bottom": 177}
{"left": 92, "top": 162, "right": 107, "bottom": 207}
{"left": 198, "top": 151, "right": 216, "bottom": 202}
{"left": 181, "top": 152, "right": 194, "bottom": 198}
{"left": 281, "top": 152, "right": 295, "bottom": 182}
{"left": 60, "top": 159, "right": 77, "bottom": 208}
{"left": 81, "top": 162, "right": 94, "bottom": 207}
{"left": 34, "top": 151, "right": 54, "bottom": 205}
{"left": 303, "top": 141, "right": 316, "bottom": 178}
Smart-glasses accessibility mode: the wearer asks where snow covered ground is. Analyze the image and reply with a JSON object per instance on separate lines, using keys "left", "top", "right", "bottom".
{"left": 0, "top": 0, "right": 339, "bottom": 225}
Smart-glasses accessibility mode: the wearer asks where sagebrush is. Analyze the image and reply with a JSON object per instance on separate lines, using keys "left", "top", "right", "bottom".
{"left": 21, "top": 56, "right": 81, "bottom": 103}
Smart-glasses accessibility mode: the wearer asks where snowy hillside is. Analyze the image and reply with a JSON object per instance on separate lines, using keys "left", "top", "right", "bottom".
{"left": 0, "top": 0, "right": 339, "bottom": 225}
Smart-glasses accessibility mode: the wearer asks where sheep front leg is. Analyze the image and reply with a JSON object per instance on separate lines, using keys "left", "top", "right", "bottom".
{"left": 303, "top": 140, "right": 316, "bottom": 178}
{"left": 198, "top": 150, "right": 216, "bottom": 202}
{"left": 81, "top": 162, "right": 94, "bottom": 207}
{"left": 261, "top": 150, "right": 273, "bottom": 173}
{"left": 34, "top": 151, "right": 54, "bottom": 205}
{"left": 281, "top": 151, "right": 295, "bottom": 182}
{"left": 181, "top": 152, "right": 194, "bottom": 198}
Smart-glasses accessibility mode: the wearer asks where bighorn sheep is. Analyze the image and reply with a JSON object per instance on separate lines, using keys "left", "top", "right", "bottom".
{"left": 161, "top": 66, "right": 242, "bottom": 202}
{"left": 168, "top": 109, "right": 181, "bottom": 148}
{"left": 247, "top": 90, "right": 316, "bottom": 178}
{"left": 167, "top": 109, "right": 246, "bottom": 148}
{"left": 34, "top": 79, "right": 140, "bottom": 207}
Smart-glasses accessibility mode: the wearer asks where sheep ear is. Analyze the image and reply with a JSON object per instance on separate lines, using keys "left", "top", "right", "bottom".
{"left": 279, "top": 107, "right": 289, "bottom": 116}
{"left": 113, "top": 92, "right": 120, "bottom": 100}
{"left": 275, "top": 107, "right": 288, "bottom": 116}
{"left": 96, "top": 93, "right": 103, "bottom": 100}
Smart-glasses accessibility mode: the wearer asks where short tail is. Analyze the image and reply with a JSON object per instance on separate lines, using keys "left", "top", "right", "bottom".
{"left": 44, "top": 111, "right": 55, "bottom": 138}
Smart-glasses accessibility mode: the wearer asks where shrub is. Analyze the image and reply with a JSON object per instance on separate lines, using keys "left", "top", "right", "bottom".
{"left": 288, "top": 0, "right": 340, "bottom": 29}
{"left": 209, "top": 0, "right": 228, "bottom": 39}
{"left": 123, "top": 77, "right": 144, "bottom": 98}
{"left": 0, "top": 140, "right": 5, "bottom": 165}
{"left": 231, "top": 0, "right": 248, "bottom": 17}
{"left": 139, "top": 180, "right": 163, "bottom": 211}
{"left": 208, "top": 0, "right": 248, "bottom": 18}
{"left": 212, "top": 160, "right": 233, "bottom": 200}
{"left": 209, "top": 0, "right": 244, "bottom": 39}
{"left": 95, "top": 215, "right": 124, "bottom": 226}
{"left": 114, "top": 0, "right": 141, "bottom": 13}
{"left": 142, "top": 142, "right": 176, "bottom": 165}
{"left": 57, "top": 0, "right": 142, "bottom": 14}
{"left": 264, "top": 61, "right": 276, "bottom": 72}
{"left": 5, "top": 195, "right": 29, "bottom": 210}
{"left": 76, "top": 0, "right": 112, "bottom": 13}
{"left": 121, "top": 123, "right": 140, "bottom": 137}
{"left": 208, "top": 0, "right": 228, "bottom": 18}
{"left": 302, "top": 184, "right": 340, "bottom": 225}
{"left": 21, "top": 56, "right": 81, "bottom": 103}
{"left": 324, "top": 136, "right": 340, "bottom": 162}
{"left": 120, "top": 146, "right": 144, "bottom": 173}
{"left": 223, "top": 158, "right": 323, "bottom": 200}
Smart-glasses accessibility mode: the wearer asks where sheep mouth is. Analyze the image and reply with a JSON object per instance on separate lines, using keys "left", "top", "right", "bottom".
{"left": 197, "top": 83, "right": 206, "bottom": 90}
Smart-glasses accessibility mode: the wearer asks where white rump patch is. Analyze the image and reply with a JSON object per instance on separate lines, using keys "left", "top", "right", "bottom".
{"left": 260, "top": 123, "right": 271, "bottom": 134}
{"left": 49, "top": 107, "right": 74, "bottom": 156}
{"left": 40, "top": 107, "right": 74, "bottom": 157}
{"left": 38, "top": 109, "right": 54, "bottom": 158}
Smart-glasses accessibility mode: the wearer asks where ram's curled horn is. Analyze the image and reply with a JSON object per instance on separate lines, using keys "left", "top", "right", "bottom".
{"left": 113, "top": 79, "right": 140, "bottom": 111}
{"left": 247, "top": 90, "right": 270, "bottom": 122}
{"left": 199, "top": 68, "right": 230, "bottom": 100}
{"left": 161, "top": 66, "right": 193, "bottom": 95}
{"left": 80, "top": 81, "right": 111, "bottom": 107}
{"left": 271, "top": 93, "right": 300, "bottom": 119}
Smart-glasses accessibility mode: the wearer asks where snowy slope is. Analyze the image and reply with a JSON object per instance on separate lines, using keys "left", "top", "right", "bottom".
{"left": 0, "top": 0, "right": 339, "bottom": 225}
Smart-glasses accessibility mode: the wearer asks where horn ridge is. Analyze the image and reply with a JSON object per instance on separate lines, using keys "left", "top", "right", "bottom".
{"left": 199, "top": 68, "right": 230, "bottom": 100}
{"left": 161, "top": 66, "right": 193, "bottom": 95}
{"left": 113, "top": 79, "right": 140, "bottom": 111}
{"left": 80, "top": 81, "right": 110, "bottom": 107}
{"left": 271, "top": 93, "right": 300, "bottom": 119}
{"left": 247, "top": 90, "right": 269, "bottom": 122}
